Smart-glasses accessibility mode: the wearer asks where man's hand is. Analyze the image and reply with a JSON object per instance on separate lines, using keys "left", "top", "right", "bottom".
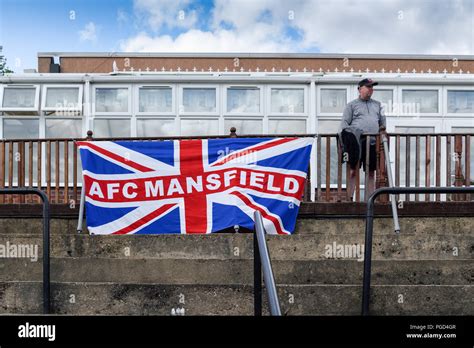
{"left": 379, "top": 126, "right": 388, "bottom": 137}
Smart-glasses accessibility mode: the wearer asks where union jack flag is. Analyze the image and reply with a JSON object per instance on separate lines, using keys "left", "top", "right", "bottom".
{"left": 77, "top": 137, "right": 313, "bottom": 235}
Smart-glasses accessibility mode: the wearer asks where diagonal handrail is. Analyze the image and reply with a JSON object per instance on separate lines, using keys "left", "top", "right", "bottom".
{"left": 362, "top": 186, "right": 474, "bottom": 316}
{"left": 0, "top": 188, "right": 50, "bottom": 314}
{"left": 254, "top": 211, "right": 281, "bottom": 316}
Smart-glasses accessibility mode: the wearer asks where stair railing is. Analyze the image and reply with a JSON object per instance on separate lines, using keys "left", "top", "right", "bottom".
{"left": 253, "top": 210, "right": 281, "bottom": 316}
{"left": 362, "top": 186, "right": 474, "bottom": 316}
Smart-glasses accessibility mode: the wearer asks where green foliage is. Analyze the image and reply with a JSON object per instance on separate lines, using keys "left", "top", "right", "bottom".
{"left": 0, "top": 55, "right": 14, "bottom": 75}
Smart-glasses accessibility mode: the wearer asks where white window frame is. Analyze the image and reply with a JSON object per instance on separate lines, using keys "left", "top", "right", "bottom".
{"left": 41, "top": 84, "right": 84, "bottom": 113}
{"left": 93, "top": 85, "right": 132, "bottom": 116}
{"left": 178, "top": 84, "right": 219, "bottom": 116}
{"left": 223, "top": 85, "right": 263, "bottom": 116}
{"left": 399, "top": 86, "right": 442, "bottom": 117}
{"left": 0, "top": 84, "right": 40, "bottom": 112}
{"left": 316, "top": 85, "right": 350, "bottom": 117}
{"left": 135, "top": 84, "right": 176, "bottom": 116}
{"left": 444, "top": 86, "right": 474, "bottom": 117}
{"left": 267, "top": 84, "right": 308, "bottom": 117}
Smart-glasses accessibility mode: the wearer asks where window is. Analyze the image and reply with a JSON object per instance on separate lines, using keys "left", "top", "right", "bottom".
{"left": 94, "top": 119, "right": 131, "bottom": 137}
{"left": 372, "top": 89, "right": 394, "bottom": 115}
{"left": 138, "top": 86, "right": 173, "bottom": 113}
{"left": 226, "top": 87, "right": 261, "bottom": 114}
{"left": 317, "top": 120, "right": 340, "bottom": 134}
{"left": 270, "top": 88, "right": 304, "bottom": 114}
{"left": 94, "top": 87, "right": 130, "bottom": 114}
{"left": 402, "top": 90, "right": 438, "bottom": 114}
{"left": 224, "top": 119, "right": 262, "bottom": 135}
{"left": 45, "top": 119, "right": 82, "bottom": 138}
{"left": 447, "top": 90, "right": 474, "bottom": 114}
{"left": 137, "top": 119, "right": 176, "bottom": 137}
{"left": 1, "top": 86, "right": 39, "bottom": 111}
{"left": 42, "top": 85, "right": 83, "bottom": 113}
{"left": 320, "top": 89, "right": 347, "bottom": 113}
{"left": 180, "top": 119, "right": 219, "bottom": 136}
{"left": 269, "top": 119, "right": 306, "bottom": 134}
{"left": 3, "top": 118, "right": 39, "bottom": 139}
{"left": 181, "top": 88, "right": 217, "bottom": 113}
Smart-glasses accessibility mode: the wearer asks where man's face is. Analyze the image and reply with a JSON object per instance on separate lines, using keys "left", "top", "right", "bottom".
{"left": 359, "top": 85, "right": 374, "bottom": 100}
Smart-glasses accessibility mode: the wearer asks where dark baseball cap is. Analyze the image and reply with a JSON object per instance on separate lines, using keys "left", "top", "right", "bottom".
{"left": 358, "top": 78, "right": 378, "bottom": 87}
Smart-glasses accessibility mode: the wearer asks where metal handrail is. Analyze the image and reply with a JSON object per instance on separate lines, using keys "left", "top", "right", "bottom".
{"left": 381, "top": 133, "right": 401, "bottom": 233}
{"left": 253, "top": 211, "right": 281, "bottom": 316}
{"left": 0, "top": 188, "right": 50, "bottom": 314}
{"left": 361, "top": 186, "right": 474, "bottom": 316}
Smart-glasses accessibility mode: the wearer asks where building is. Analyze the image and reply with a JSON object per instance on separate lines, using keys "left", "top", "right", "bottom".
{"left": 0, "top": 53, "right": 473, "bottom": 202}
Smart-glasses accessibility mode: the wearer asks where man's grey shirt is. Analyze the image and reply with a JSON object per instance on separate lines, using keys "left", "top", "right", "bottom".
{"left": 339, "top": 97, "right": 386, "bottom": 134}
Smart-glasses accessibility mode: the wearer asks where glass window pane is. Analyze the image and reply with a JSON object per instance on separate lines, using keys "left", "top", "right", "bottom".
{"left": 372, "top": 89, "right": 393, "bottom": 115}
{"left": 182, "top": 88, "right": 216, "bottom": 113}
{"left": 447, "top": 91, "right": 474, "bottom": 113}
{"left": 317, "top": 120, "right": 340, "bottom": 134}
{"left": 94, "top": 119, "right": 130, "bottom": 137}
{"left": 226, "top": 88, "right": 260, "bottom": 113}
{"left": 95, "top": 88, "right": 129, "bottom": 113}
{"left": 2, "top": 88, "right": 36, "bottom": 108}
{"left": 139, "top": 87, "right": 172, "bottom": 113}
{"left": 402, "top": 90, "right": 438, "bottom": 113}
{"left": 224, "top": 119, "right": 262, "bottom": 135}
{"left": 45, "top": 87, "right": 80, "bottom": 109}
{"left": 46, "top": 119, "right": 82, "bottom": 138}
{"left": 3, "top": 119, "right": 39, "bottom": 139}
{"left": 271, "top": 89, "right": 304, "bottom": 114}
{"left": 320, "top": 89, "right": 346, "bottom": 113}
{"left": 269, "top": 120, "right": 306, "bottom": 134}
{"left": 137, "top": 119, "right": 176, "bottom": 137}
{"left": 180, "top": 119, "right": 218, "bottom": 136}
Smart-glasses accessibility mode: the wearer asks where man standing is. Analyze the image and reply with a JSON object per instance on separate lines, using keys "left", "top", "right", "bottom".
{"left": 340, "top": 78, "right": 386, "bottom": 200}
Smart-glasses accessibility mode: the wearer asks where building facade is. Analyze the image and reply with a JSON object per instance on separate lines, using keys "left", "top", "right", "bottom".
{"left": 0, "top": 53, "right": 472, "bottom": 199}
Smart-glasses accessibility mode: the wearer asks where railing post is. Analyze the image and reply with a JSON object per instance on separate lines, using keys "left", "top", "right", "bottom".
{"left": 77, "top": 131, "right": 93, "bottom": 234}
{"left": 454, "top": 135, "right": 464, "bottom": 201}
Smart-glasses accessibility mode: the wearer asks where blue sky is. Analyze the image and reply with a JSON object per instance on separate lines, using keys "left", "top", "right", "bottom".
{"left": 1, "top": 0, "right": 473, "bottom": 72}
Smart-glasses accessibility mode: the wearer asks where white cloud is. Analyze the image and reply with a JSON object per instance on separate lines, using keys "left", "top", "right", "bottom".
{"left": 121, "top": 0, "right": 473, "bottom": 54}
{"left": 134, "top": 0, "right": 198, "bottom": 30}
{"left": 121, "top": 27, "right": 294, "bottom": 52}
{"left": 291, "top": 0, "right": 474, "bottom": 54}
{"left": 79, "top": 22, "right": 98, "bottom": 43}
{"left": 117, "top": 9, "right": 129, "bottom": 24}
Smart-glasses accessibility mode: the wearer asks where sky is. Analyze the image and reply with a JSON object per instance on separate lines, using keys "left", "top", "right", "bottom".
{"left": 0, "top": 0, "right": 473, "bottom": 72}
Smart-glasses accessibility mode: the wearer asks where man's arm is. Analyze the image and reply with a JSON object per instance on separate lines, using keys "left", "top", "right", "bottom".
{"left": 339, "top": 103, "right": 353, "bottom": 131}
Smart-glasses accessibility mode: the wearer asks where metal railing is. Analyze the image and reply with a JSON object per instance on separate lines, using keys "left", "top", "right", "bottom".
{"left": 0, "top": 188, "right": 50, "bottom": 314}
{"left": 361, "top": 186, "right": 474, "bottom": 316}
{"left": 253, "top": 211, "right": 281, "bottom": 316}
